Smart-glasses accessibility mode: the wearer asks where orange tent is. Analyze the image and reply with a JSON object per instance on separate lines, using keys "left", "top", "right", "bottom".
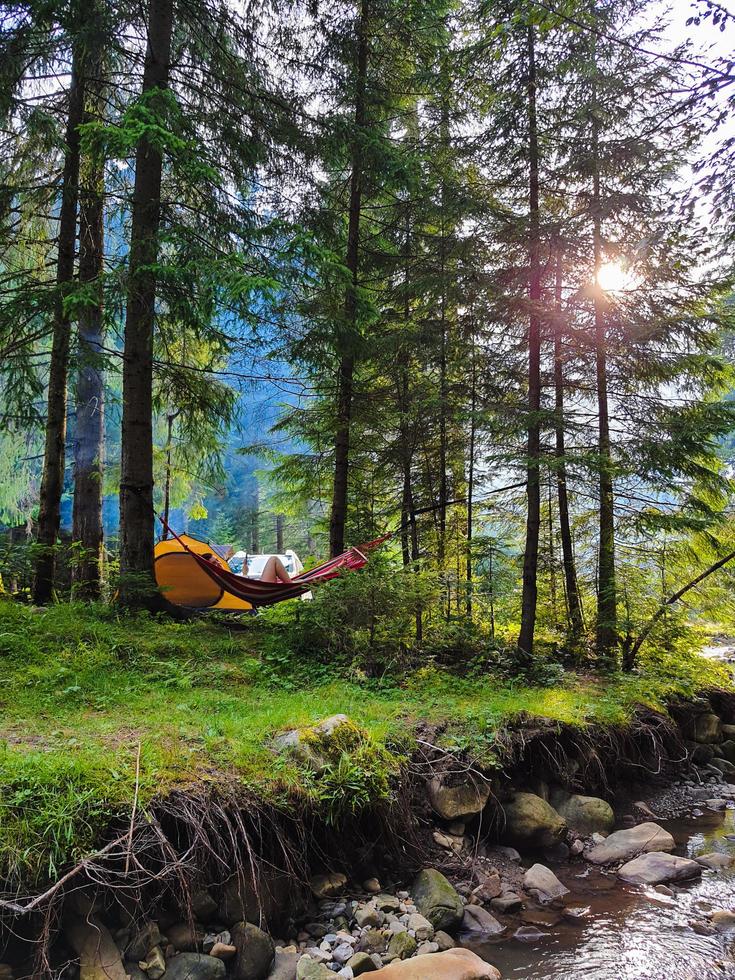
{"left": 154, "top": 534, "right": 253, "bottom": 611}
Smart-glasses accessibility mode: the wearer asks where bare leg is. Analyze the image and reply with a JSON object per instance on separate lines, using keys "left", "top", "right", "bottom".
{"left": 260, "top": 555, "right": 291, "bottom": 583}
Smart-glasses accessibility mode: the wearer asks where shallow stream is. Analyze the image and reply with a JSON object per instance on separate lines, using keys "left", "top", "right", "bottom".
{"left": 470, "top": 800, "right": 735, "bottom": 979}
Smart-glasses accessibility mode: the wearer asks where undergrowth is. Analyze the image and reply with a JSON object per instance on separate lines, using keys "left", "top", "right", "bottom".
{"left": 0, "top": 598, "right": 730, "bottom": 887}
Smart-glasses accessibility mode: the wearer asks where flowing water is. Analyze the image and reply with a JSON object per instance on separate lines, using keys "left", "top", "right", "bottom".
{"left": 469, "top": 809, "right": 735, "bottom": 979}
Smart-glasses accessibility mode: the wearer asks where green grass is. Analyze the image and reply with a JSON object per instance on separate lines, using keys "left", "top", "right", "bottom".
{"left": 0, "top": 599, "right": 730, "bottom": 886}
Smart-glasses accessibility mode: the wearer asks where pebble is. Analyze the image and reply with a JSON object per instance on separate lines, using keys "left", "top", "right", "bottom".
{"left": 362, "top": 879, "right": 381, "bottom": 894}
{"left": 332, "top": 944, "right": 354, "bottom": 964}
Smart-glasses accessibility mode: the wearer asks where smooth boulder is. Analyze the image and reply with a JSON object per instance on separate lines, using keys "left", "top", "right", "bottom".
{"left": 267, "top": 950, "right": 300, "bottom": 980}
{"left": 523, "top": 863, "right": 569, "bottom": 903}
{"left": 368, "top": 948, "right": 501, "bottom": 979}
{"left": 585, "top": 822, "right": 674, "bottom": 865}
{"left": 165, "top": 955, "right": 226, "bottom": 980}
{"left": 231, "top": 922, "right": 275, "bottom": 980}
{"left": 428, "top": 775, "right": 491, "bottom": 821}
{"left": 501, "top": 793, "right": 566, "bottom": 849}
{"left": 459, "top": 905, "right": 505, "bottom": 937}
{"left": 618, "top": 851, "right": 702, "bottom": 885}
{"left": 296, "top": 957, "right": 334, "bottom": 980}
{"left": 412, "top": 869, "right": 464, "bottom": 931}
{"left": 551, "top": 793, "right": 614, "bottom": 836}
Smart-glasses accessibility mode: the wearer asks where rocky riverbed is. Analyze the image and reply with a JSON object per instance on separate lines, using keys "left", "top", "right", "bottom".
{"left": 7, "top": 694, "right": 735, "bottom": 980}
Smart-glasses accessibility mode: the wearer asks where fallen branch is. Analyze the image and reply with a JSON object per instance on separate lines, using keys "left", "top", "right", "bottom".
{"left": 623, "top": 548, "right": 735, "bottom": 671}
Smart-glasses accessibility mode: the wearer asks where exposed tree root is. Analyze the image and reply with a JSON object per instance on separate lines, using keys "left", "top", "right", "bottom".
{"left": 0, "top": 698, "right": 719, "bottom": 976}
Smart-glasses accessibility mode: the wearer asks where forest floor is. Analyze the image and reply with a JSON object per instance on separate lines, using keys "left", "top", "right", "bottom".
{"left": 0, "top": 599, "right": 731, "bottom": 889}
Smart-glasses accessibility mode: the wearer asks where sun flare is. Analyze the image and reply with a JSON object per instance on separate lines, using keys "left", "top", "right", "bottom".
{"left": 596, "top": 260, "right": 634, "bottom": 292}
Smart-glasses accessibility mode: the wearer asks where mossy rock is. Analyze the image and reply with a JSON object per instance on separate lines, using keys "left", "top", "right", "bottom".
{"left": 550, "top": 792, "right": 614, "bottom": 835}
{"left": 501, "top": 792, "right": 566, "bottom": 849}
{"left": 412, "top": 869, "right": 463, "bottom": 931}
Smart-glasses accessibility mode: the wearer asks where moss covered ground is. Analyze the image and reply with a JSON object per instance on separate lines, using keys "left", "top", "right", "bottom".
{"left": 0, "top": 599, "right": 731, "bottom": 887}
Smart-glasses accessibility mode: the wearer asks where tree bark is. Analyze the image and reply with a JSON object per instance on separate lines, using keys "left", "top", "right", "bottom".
{"left": 275, "top": 513, "right": 285, "bottom": 552}
{"left": 118, "top": 0, "right": 174, "bottom": 606}
{"left": 592, "top": 82, "right": 617, "bottom": 660}
{"left": 329, "top": 0, "right": 369, "bottom": 558}
{"left": 553, "top": 248, "right": 584, "bottom": 639}
{"left": 72, "top": 32, "right": 106, "bottom": 598}
{"left": 33, "top": 29, "right": 87, "bottom": 604}
{"left": 466, "top": 306, "right": 477, "bottom": 620}
{"left": 517, "top": 24, "right": 542, "bottom": 662}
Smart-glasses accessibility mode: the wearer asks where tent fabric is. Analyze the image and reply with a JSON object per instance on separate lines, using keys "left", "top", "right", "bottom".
{"left": 154, "top": 526, "right": 389, "bottom": 610}
{"left": 154, "top": 534, "right": 254, "bottom": 611}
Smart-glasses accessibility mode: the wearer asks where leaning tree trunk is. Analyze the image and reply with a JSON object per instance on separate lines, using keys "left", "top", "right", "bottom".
{"left": 518, "top": 24, "right": 542, "bottom": 662}
{"left": 553, "top": 248, "right": 584, "bottom": 640}
{"left": 118, "top": 0, "right": 174, "bottom": 607}
{"left": 33, "top": 34, "right": 86, "bottom": 604}
{"left": 72, "top": 35, "right": 106, "bottom": 598}
{"left": 329, "top": 0, "right": 369, "bottom": 558}
{"left": 591, "top": 89, "right": 617, "bottom": 661}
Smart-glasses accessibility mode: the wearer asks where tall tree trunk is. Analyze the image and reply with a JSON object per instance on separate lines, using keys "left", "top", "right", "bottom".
{"left": 161, "top": 410, "right": 179, "bottom": 538}
{"left": 118, "top": 0, "right": 173, "bottom": 606}
{"left": 553, "top": 248, "right": 584, "bottom": 639}
{"left": 329, "top": 0, "right": 369, "bottom": 558}
{"left": 33, "top": 30, "right": 87, "bottom": 604}
{"left": 466, "top": 307, "right": 477, "bottom": 620}
{"left": 437, "top": 93, "right": 450, "bottom": 576}
{"left": 518, "top": 24, "right": 542, "bottom": 661}
{"left": 72, "top": 32, "right": 106, "bottom": 598}
{"left": 275, "top": 513, "right": 285, "bottom": 553}
{"left": 592, "top": 85, "right": 617, "bottom": 660}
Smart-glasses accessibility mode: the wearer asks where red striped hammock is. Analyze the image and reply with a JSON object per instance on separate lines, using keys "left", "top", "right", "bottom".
{"left": 158, "top": 515, "right": 389, "bottom": 608}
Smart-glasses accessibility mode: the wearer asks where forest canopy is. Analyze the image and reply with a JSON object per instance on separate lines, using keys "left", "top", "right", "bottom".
{"left": 2, "top": 0, "right": 735, "bottom": 671}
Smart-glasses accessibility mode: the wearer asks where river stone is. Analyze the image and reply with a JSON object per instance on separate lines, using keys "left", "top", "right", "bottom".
{"left": 231, "top": 921, "right": 275, "bottom": 980}
{"left": 523, "top": 863, "right": 570, "bottom": 904}
{"left": 355, "top": 907, "right": 384, "bottom": 929}
{"left": 696, "top": 852, "right": 734, "bottom": 870}
{"left": 348, "top": 952, "right": 378, "bottom": 975}
{"left": 501, "top": 793, "right": 566, "bottom": 849}
{"left": 367, "top": 949, "right": 500, "bottom": 979}
{"left": 689, "top": 742, "right": 716, "bottom": 766}
{"left": 411, "top": 869, "right": 464, "bottom": 931}
{"left": 693, "top": 712, "right": 722, "bottom": 744}
{"left": 585, "top": 822, "right": 675, "bottom": 865}
{"left": 266, "top": 950, "right": 299, "bottom": 980}
{"left": 192, "top": 888, "right": 219, "bottom": 923}
{"left": 618, "top": 851, "right": 702, "bottom": 885}
{"left": 359, "top": 930, "right": 388, "bottom": 953}
{"left": 164, "top": 954, "right": 226, "bottom": 980}
{"left": 296, "top": 957, "right": 334, "bottom": 980}
{"left": 427, "top": 775, "right": 491, "bottom": 821}
{"left": 126, "top": 922, "right": 164, "bottom": 962}
{"left": 723, "top": 724, "right": 735, "bottom": 738}
{"left": 720, "top": 740, "right": 735, "bottom": 764}
{"left": 387, "top": 932, "right": 416, "bottom": 960}
{"left": 491, "top": 893, "right": 523, "bottom": 913}
{"left": 513, "top": 926, "right": 547, "bottom": 942}
{"left": 434, "top": 931, "right": 455, "bottom": 951}
{"left": 551, "top": 793, "right": 614, "bottom": 835}
{"left": 167, "top": 922, "right": 205, "bottom": 953}
{"left": 474, "top": 871, "right": 502, "bottom": 902}
{"left": 139, "top": 947, "right": 166, "bottom": 980}
{"left": 459, "top": 905, "right": 505, "bottom": 937}
{"left": 711, "top": 910, "right": 735, "bottom": 930}
{"left": 406, "top": 913, "right": 434, "bottom": 941}
{"left": 710, "top": 758, "right": 735, "bottom": 776}
{"left": 310, "top": 872, "right": 348, "bottom": 898}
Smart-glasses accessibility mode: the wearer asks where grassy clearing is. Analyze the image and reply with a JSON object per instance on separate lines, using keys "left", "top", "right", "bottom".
{"left": 0, "top": 599, "right": 730, "bottom": 886}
